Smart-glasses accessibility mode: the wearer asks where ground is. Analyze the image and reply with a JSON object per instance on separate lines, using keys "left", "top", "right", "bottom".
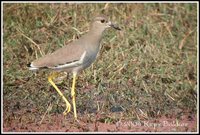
{"left": 3, "top": 99, "right": 197, "bottom": 132}
{"left": 3, "top": 3, "right": 198, "bottom": 133}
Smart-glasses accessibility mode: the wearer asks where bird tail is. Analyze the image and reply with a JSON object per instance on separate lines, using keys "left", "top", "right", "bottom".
{"left": 27, "top": 62, "right": 39, "bottom": 70}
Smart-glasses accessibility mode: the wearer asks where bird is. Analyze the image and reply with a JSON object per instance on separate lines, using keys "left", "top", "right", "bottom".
{"left": 28, "top": 16, "right": 121, "bottom": 120}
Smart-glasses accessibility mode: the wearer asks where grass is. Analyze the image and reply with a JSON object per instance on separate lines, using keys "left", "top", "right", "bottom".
{"left": 3, "top": 3, "right": 197, "bottom": 124}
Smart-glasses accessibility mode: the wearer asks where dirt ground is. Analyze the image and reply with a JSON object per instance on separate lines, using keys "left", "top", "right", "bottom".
{"left": 3, "top": 110, "right": 197, "bottom": 132}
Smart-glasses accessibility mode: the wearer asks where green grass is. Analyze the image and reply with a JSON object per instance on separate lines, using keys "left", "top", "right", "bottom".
{"left": 3, "top": 3, "right": 197, "bottom": 122}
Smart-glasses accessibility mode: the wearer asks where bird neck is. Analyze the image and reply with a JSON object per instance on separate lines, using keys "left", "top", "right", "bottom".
{"left": 88, "top": 28, "right": 104, "bottom": 45}
{"left": 89, "top": 23, "right": 106, "bottom": 37}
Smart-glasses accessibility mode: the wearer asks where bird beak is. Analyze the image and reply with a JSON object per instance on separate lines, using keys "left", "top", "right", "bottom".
{"left": 108, "top": 21, "right": 121, "bottom": 30}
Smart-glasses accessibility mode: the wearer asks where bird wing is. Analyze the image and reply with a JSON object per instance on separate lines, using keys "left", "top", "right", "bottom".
{"left": 29, "top": 40, "right": 86, "bottom": 70}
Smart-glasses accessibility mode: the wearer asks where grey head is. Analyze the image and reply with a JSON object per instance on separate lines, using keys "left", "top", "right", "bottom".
{"left": 90, "top": 16, "right": 121, "bottom": 34}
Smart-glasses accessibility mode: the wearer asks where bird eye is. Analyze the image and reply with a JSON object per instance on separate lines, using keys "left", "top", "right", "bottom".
{"left": 101, "top": 19, "right": 105, "bottom": 23}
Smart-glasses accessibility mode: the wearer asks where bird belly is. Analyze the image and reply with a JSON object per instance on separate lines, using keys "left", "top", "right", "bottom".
{"left": 73, "top": 50, "right": 98, "bottom": 73}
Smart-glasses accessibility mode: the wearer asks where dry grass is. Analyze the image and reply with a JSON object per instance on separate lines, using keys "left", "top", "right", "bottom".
{"left": 3, "top": 3, "right": 197, "bottom": 124}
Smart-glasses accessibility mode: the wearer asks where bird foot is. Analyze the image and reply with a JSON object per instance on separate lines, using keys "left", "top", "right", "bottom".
{"left": 63, "top": 103, "right": 71, "bottom": 115}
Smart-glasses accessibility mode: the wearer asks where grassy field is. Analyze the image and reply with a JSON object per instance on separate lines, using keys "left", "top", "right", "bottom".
{"left": 3, "top": 3, "right": 197, "bottom": 131}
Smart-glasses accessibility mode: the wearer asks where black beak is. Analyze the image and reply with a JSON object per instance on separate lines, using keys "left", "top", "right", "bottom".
{"left": 108, "top": 22, "right": 121, "bottom": 30}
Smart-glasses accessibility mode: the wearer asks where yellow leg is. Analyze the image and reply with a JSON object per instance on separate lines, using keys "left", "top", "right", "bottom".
{"left": 48, "top": 72, "right": 71, "bottom": 115}
{"left": 71, "top": 72, "right": 77, "bottom": 119}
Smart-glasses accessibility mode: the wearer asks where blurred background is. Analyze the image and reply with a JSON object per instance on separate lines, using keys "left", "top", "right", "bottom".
{"left": 3, "top": 3, "right": 197, "bottom": 132}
